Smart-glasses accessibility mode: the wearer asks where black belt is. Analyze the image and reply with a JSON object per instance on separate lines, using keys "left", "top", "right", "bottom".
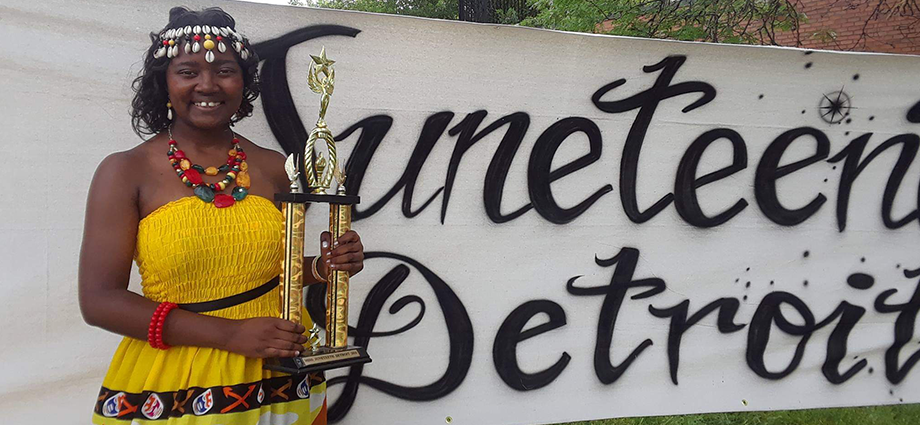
{"left": 177, "top": 277, "right": 280, "bottom": 313}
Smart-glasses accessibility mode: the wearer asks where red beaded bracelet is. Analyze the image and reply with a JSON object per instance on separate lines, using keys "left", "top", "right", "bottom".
{"left": 147, "top": 302, "right": 178, "bottom": 349}
{"left": 147, "top": 303, "right": 167, "bottom": 347}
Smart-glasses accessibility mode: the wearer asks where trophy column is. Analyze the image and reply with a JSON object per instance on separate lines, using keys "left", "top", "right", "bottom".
{"left": 327, "top": 202, "right": 350, "bottom": 348}
{"left": 280, "top": 202, "right": 305, "bottom": 324}
{"left": 266, "top": 192, "right": 369, "bottom": 375}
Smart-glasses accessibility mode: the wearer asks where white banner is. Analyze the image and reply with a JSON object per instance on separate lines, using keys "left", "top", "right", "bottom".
{"left": 1, "top": 0, "right": 919, "bottom": 424}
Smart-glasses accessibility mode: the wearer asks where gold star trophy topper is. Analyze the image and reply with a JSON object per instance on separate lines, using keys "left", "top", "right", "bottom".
{"left": 304, "top": 47, "right": 345, "bottom": 195}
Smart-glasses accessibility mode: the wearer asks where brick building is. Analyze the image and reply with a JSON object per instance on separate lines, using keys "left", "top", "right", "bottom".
{"left": 775, "top": 0, "right": 919, "bottom": 54}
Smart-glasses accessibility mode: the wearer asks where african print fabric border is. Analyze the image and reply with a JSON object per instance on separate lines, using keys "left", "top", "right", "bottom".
{"left": 92, "top": 373, "right": 325, "bottom": 422}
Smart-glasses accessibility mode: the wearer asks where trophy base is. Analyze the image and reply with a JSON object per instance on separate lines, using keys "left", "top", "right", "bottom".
{"left": 263, "top": 346, "right": 371, "bottom": 374}
{"left": 275, "top": 192, "right": 360, "bottom": 205}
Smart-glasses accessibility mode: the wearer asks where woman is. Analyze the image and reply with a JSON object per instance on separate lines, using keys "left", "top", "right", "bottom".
{"left": 78, "top": 7, "right": 363, "bottom": 424}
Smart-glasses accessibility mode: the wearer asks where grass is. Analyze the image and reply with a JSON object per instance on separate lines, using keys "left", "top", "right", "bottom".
{"left": 554, "top": 404, "right": 920, "bottom": 425}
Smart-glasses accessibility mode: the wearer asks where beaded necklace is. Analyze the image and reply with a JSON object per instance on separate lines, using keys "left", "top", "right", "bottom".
{"left": 167, "top": 127, "right": 251, "bottom": 208}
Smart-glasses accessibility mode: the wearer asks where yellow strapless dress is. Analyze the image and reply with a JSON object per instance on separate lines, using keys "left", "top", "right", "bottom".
{"left": 91, "top": 196, "right": 326, "bottom": 425}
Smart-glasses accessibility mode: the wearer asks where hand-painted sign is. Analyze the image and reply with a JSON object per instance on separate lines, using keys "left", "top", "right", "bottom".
{"left": 1, "top": 1, "right": 918, "bottom": 424}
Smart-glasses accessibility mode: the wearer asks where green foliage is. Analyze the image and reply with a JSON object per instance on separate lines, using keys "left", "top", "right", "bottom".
{"left": 555, "top": 404, "right": 920, "bottom": 425}
{"left": 520, "top": 0, "right": 605, "bottom": 33}
{"left": 309, "top": 0, "right": 804, "bottom": 45}
{"left": 521, "top": 0, "right": 805, "bottom": 44}
{"left": 494, "top": 7, "right": 522, "bottom": 25}
{"left": 314, "top": 0, "right": 459, "bottom": 20}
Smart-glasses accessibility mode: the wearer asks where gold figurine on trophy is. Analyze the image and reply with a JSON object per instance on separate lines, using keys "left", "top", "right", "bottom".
{"left": 304, "top": 47, "right": 346, "bottom": 196}
{"left": 265, "top": 47, "right": 371, "bottom": 374}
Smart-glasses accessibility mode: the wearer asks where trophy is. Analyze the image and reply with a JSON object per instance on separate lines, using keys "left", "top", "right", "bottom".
{"left": 264, "top": 47, "right": 371, "bottom": 374}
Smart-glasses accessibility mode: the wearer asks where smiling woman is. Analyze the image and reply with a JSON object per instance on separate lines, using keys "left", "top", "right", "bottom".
{"left": 78, "top": 6, "right": 365, "bottom": 425}
{"left": 130, "top": 10, "right": 259, "bottom": 140}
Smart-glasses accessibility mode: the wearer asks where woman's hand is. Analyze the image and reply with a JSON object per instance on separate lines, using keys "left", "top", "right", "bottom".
{"left": 319, "top": 230, "right": 365, "bottom": 277}
{"left": 224, "top": 317, "right": 308, "bottom": 358}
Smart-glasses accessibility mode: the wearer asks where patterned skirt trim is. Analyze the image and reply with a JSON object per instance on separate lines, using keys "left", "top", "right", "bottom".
{"left": 91, "top": 373, "right": 326, "bottom": 424}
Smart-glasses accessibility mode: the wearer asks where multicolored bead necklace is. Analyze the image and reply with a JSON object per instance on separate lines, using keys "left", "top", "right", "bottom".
{"left": 167, "top": 127, "right": 251, "bottom": 208}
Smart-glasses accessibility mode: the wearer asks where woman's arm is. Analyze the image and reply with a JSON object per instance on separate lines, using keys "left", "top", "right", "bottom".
{"left": 78, "top": 152, "right": 307, "bottom": 357}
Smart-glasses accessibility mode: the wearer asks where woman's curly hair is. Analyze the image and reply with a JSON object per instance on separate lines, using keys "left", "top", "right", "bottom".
{"left": 131, "top": 7, "right": 260, "bottom": 137}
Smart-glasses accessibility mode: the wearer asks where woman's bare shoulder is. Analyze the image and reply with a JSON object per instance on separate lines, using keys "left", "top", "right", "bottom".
{"left": 91, "top": 138, "right": 162, "bottom": 194}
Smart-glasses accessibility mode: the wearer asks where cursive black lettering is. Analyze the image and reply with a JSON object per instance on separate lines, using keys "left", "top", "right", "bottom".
{"left": 754, "top": 127, "right": 830, "bottom": 226}
{"left": 567, "top": 247, "right": 666, "bottom": 384}
{"left": 674, "top": 128, "right": 749, "bottom": 227}
{"left": 528, "top": 117, "right": 613, "bottom": 224}
{"left": 493, "top": 300, "right": 571, "bottom": 391}
{"left": 592, "top": 56, "right": 717, "bottom": 224}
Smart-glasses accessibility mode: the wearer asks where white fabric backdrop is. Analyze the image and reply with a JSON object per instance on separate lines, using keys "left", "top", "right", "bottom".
{"left": 1, "top": 0, "right": 919, "bottom": 424}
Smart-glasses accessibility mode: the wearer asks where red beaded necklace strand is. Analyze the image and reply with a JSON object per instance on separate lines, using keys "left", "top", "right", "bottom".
{"left": 166, "top": 127, "right": 251, "bottom": 208}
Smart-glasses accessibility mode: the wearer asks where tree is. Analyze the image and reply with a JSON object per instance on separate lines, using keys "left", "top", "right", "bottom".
{"left": 301, "top": 0, "right": 918, "bottom": 51}
{"left": 313, "top": 0, "right": 459, "bottom": 20}
{"left": 522, "top": 0, "right": 805, "bottom": 45}
{"left": 307, "top": 0, "right": 806, "bottom": 44}
{"left": 828, "top": 0, "right": 919, "bottom": 50}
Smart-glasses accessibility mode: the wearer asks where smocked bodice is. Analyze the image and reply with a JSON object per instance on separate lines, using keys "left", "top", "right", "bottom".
{"left": 135, "top": 195, "right": 283, "bottom": 319}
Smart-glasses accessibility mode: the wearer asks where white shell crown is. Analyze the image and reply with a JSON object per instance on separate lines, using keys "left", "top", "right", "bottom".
{"left": 153, "top": 24, "right": 251, "bottom": 63}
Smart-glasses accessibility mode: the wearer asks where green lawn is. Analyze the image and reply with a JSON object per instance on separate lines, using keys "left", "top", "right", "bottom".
{"left": 555, "top": 404, "right": 920, "bottom": 425}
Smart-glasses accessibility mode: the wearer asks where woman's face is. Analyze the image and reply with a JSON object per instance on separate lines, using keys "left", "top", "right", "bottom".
{"left": 165, "top": 41, "right": 244, "bottom": 131}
